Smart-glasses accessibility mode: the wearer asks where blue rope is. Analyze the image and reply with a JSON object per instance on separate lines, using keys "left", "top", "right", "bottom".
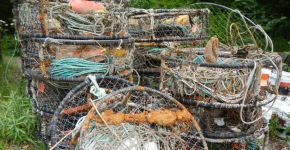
{"left": 50, "top": 55, "right": 110, "bottom": 77}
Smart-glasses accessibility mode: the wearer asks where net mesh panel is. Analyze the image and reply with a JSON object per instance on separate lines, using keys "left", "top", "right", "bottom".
{"left": 201, "top": 108, "right": 263, "bottom": 135}
{"left": 128, "top": 9, "right": 209, "bottom": 40}
{"left": 31, "top": 79, "right": 76, "bottom": 112}
{"left": 50, "top": 86, "right": 207, "bottom": 149}
{"left": 30, "top": 78, "right": 77, "bottom": 145}
{"left": 48, "top": 77, "right": 135, "bottom": 149}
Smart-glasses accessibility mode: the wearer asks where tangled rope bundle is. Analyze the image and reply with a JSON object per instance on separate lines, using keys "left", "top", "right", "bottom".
{"left": 49, "top": 3, "right": 128, "bottom": 36}
{"left": 160, "top": 49, "right": 281, "bottom": 104}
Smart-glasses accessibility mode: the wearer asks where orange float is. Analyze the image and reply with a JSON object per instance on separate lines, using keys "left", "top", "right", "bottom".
{"left": 69, "top": 0, "right": 105, "bottom": 14}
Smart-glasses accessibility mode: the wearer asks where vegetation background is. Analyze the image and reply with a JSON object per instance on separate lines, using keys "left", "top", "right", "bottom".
{"left": 0, "top": 0, "right": 289, "bottom": 149}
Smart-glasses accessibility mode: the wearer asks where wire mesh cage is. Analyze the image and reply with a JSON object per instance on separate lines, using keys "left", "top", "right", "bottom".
{"left": 30, "top": 76, "right": 135, "bottom": 148}
{"left": 184, "top": 2, "right": 273, "bottom": 53}
{"left": 49, "top": 84, "right": 208, "bottom": 150}
{"left": 130, "top": 8, "right": 209, "bottom": 70}
{"left": 128, "top": 8, "right": 209, "bottom": 42}
{"left": 160, "top": 49, "right": 282, "bottom": 107}
{"left": 192, "top": 125, "right": 268, "bottom": 150}
{"left": 13, "top": 0, "right": 135, "bottom": 80}
{"left": 157, "top": 3, "right": 281, "bottom": 104}
{"left": 20, "top": 38, "right": 134, "bottom": 78}
{"left": 15, "top": 0, "right": 130, "bottom": 36}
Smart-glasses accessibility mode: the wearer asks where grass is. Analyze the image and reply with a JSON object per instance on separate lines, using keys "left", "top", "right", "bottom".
{"left": 0, "top": 58, "right": 45, "bottom": 150}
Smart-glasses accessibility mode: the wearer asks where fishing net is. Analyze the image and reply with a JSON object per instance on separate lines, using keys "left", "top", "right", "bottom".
{"left": 49, "top": 83, "right": 208, "bottom": 149}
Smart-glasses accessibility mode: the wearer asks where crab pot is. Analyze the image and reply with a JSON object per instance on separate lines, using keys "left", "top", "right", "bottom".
{"left": 14, "top": 0, "right": 130, "bottom": 36}
{"left": 129, "top": 8, "right": 209, "bottom": 69}
{"left": 185, "top": 3, "right": 275, "bottom": 53}
{"left": 49, "top": 85, "right": 208, "bottom": 149}
{"left": 20, "top": 38, "right": 134, "bottom": 78}
{"left": 13, "top": 0, "right": 134, "bottom": 80}
{"left": 160, "top": 49, "right": 282, "bottom": 105}
{"left": 29, "top": 76, "right": 134, "bottom": 148}
{"left": 128, "top": 8, "right": 209, "bottom": 42}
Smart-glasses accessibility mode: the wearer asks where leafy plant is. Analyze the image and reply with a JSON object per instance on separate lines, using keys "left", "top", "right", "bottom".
{"left": 282, "top": 64, "right": 290, "bottom": 72}
{"left": 269, "top": 116, "right": 284, "bottom": 138}
{"left": 0, "top": 91, "right": 36, "bottom": 145}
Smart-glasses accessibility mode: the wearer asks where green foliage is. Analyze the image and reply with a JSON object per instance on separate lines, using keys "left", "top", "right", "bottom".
{"left": 0, "top": 61, "right": 25, "bottom": 97}
{"left": 272, "top": 37, "right": 290, "bottom": 53}
{"left": 282, "top": 41, "right": 290, "bottom": 54}
{"left": 1, "top": 34, "right": 17, "bottom": 56}
{"left": 0, "top": 61, "right": 43, "bottom": 148}
{"left": 0, "top": 91, "right": 36, "bottom": 145}
{"left": 0, "top": 140, "right": 8, "bottom": 150}
{"left": 269, "top": 116, "right": 284, "bottom": 138}
{"left": 282, "top": 64, "right": 290, "bottom": 72}
{"left": 30, "top": 141, "right": 46, "bottom": 150}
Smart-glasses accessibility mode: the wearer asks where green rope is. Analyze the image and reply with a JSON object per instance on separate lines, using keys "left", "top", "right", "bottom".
{"left": 50, "top": 55, "right": 110, "bottom": 77}
{"left": 246, "top": 141, "right": 257, "bottom": 150}
{"left": 147, "top": 48, "right": 169, "bottom": 55}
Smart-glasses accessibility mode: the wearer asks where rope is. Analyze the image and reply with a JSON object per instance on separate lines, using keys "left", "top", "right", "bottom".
{"left": 50, "top": 56, "right": 110, "bottom": 77}
{"left": 49, "top": 3, "right": 128, "bottom": 36}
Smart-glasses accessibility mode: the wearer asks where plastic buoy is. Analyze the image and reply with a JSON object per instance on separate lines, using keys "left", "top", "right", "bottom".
{"left": 69, "top": 0, "right": 105, "bottom": 14}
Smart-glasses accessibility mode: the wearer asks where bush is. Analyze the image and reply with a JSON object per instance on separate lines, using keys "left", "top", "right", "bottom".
{"left": 1, "top": 34, "right": 17, "bottom": 56}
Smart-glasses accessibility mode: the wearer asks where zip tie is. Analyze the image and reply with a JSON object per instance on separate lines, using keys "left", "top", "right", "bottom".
{"left": 87, "top": 75, "right": 107, "bottom": 99}
{"left": 116, "top": 39, "right": 123, "bottom": 50}
{"left": 87, "top": 75, "right": 100, "bottom": 91}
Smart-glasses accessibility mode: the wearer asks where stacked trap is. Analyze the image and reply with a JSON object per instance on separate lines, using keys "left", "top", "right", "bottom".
{"left": 13, "top": 0, "right": 136, "bottom": 148}
{"left": 158, "top": 2, "right": 282, "bottom": 149}
{"left": 129, "top": 8, "right": 209, "bottom": 89}
{"left": 13, "top": 1, "right": 283, "bottom": 150}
